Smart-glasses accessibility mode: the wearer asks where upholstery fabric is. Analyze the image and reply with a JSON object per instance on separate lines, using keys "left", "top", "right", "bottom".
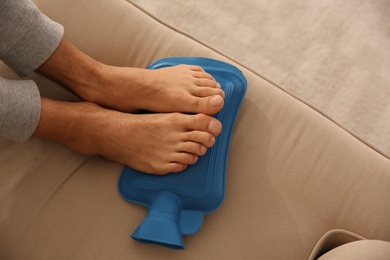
{"left": 131, "top": 0, "right": 390, "bottom": 156}
{"left": 308, "top": 229, "right": 364, "bottom": 259}
{"left": 318, "top": 240, "right": 390, "bottom": 260}
{"left": 0, "top": 0, "right": 389, "bottom": 259}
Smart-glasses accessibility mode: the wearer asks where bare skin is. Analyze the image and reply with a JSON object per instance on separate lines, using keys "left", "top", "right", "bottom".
{"left": 93, "top": 64, "right": 224, "bottom": 114}
{"left": 34, "top": 37, "right": 224, "bottom": 174}
{"left": 37, "top": 37, "right": 225, "bottom": 114}
{"left": 34, "top": 98, "right": 222, "bottom": 175}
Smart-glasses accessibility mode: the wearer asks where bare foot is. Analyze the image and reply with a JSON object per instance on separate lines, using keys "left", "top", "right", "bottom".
{"left": 36, "top": 37, "right": 224, "bottom": 115}
{"left": 89, "top": 64, "right": 225, "bottom": 115}
{"left": 93, "top": 111, "right": 222, "bottom": 174}
{"left": 34, "top": 98, "right": 222, "bottom": 175}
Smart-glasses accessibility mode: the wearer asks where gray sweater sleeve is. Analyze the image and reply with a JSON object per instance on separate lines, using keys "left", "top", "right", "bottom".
{"left": 0, "top": 0, "right": 64, "bottom": 142}
{"left": 0, "top": 0, "right": 64, "bottom": 76}
{"left": 0, "top": 77, "right": 41, "bottom": 142}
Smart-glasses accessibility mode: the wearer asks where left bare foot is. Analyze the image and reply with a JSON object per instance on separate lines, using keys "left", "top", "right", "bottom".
{"left": 88, "top": 64, "right": 225, "bottom": 115}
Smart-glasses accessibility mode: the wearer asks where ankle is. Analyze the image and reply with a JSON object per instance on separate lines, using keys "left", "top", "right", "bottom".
{"left": 69, "top": 61, "right": 108, "bottom": 102}
{"left": 85, "top": 66, "right": 151, "bottom": 111}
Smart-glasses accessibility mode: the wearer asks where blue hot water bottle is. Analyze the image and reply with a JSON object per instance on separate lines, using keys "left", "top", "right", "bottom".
{"left": 118, "top": 57, "right": 247, "bottom": 249}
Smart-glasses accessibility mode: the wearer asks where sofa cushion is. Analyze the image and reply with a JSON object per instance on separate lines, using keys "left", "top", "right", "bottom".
{"left": 1, "top": 0, "right": 390, "bottom": 259}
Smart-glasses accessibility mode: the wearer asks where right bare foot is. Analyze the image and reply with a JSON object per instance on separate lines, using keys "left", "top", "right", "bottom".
{"left": 34, "top": 98, "right": 222, "bottom": 175}
{"left": 91, "top": 111, "right": 222, "bottom": 174}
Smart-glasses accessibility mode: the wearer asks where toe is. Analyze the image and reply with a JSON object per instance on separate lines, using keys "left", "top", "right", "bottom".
{"left": 194, "top": 78, "right": 220, "bottom": 88}
{"left": 165, "top": 163, "right": 188, "bottom": 174}
{"left": 193, "top": 71, "right": 215, "bottom": 81}
{"left": 184, "top": 130, "right": 216, "bottom": 148}
{"left": 208, "top": 119, "right": 223, "bottom": 136}
{"left": 177, "top": 141, "right": 208, "bottom": 156}
{"left": 188, "top": 95, "right": 224, "bottom": 115}
{"left": 173, "top": 153, "right": 199, "bottom": 165}
{"left": 209, "top": 95, "right": 224, "bottom": 107}
{"left": 192, "top": 83, "right": 225, "bottom": 97}
{"left": 187, "top": 65, "right": 205, "bottom": 72}
{"left": 189, "top": 114, "right": 222, "bottom": 136}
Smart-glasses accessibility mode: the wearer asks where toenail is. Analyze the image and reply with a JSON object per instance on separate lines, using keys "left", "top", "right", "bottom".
{"left": 209, "top": 95, "right": 223, "bottom": 107}
{"left": 209, "top": 120, "right": 222, "bottom": 136}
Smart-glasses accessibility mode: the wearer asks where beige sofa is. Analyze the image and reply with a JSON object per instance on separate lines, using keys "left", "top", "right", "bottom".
{"left": 1, "top": 0, "right": 390, "bottom": 259}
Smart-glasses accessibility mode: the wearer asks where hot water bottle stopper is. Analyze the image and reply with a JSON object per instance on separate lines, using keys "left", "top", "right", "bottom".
{"left": 118, "top": 57, "right": 247, "bottom": 249}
